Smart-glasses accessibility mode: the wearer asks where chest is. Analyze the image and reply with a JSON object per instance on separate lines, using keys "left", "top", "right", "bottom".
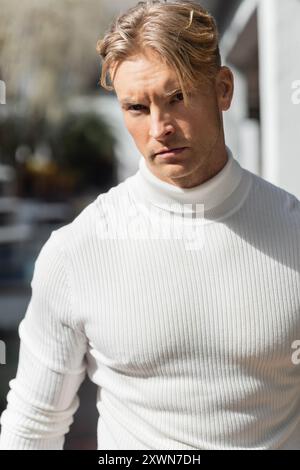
{"left": 78, "top": 235, "right": 300, "bottom": 375}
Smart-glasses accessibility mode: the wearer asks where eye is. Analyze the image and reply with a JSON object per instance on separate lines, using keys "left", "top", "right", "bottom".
{"left": 127, "top": 104, "right": 146, "bottom": 113}
{"left": 172, "top": 92, "right": 184, "bottom": 102}
{"left": 126, "top": 92, "right": 184, "bottom": 115}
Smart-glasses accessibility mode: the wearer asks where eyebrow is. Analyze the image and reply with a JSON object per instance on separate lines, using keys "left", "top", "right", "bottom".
{"left": 120, "top": 88, "right": 182, "bottom": 105}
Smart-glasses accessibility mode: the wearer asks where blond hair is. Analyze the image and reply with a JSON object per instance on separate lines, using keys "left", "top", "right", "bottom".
{"left": 96, "top": 1, "right": 221, "bottom": 105}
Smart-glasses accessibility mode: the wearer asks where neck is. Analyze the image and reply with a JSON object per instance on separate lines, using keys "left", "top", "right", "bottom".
{"left": 125, "top": 146, "right": 252, "bottom": 224}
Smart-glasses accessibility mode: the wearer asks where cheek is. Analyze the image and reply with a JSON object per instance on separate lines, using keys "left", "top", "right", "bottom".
{"left": 125, "top": 118, "right": 147, "bottom": 142}
{"left": 177, "top": 112, "right": 199, "bottom": 138}
{"left": 189, "top": 107, "right": 219, "bottom": 135}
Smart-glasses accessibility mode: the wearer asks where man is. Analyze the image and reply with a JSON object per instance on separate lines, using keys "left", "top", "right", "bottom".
{"left": 0, "top": 0, "right": 300, "bottom": 450}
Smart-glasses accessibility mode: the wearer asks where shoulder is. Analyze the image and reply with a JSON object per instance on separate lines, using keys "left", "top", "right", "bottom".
{"left": 246, "top": 170, "right": 300, "bottom": 226}
{"left": 235, "top": 169, "right": 300, "bottom": 269}
{"left": 48, "top": 179, "right": 131, "bottom": 253}
{"left": 250, "top": 170, "right": 299, "bottom": 203}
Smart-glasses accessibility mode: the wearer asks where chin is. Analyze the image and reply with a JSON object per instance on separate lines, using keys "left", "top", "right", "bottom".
{"left": 161, "top": 163, "right": 193, "bottom": 178}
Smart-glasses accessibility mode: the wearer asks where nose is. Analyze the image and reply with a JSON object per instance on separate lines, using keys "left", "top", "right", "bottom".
{"left": 149, "top": 110, "right": 175, "bottom": 140}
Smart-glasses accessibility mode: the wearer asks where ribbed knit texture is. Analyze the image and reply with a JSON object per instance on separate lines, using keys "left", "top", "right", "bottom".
{"left": 0, "top": 147, "right": 300, "bottom": 450}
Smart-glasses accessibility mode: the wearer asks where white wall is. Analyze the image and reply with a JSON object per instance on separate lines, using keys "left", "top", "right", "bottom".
{"left": 258, "top": 0, "right": 300, "bottom": 199}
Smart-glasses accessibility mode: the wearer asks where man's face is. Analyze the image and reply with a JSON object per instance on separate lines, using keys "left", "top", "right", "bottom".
{"left": 112, "top": 48, "right": 233, "bottom": 187}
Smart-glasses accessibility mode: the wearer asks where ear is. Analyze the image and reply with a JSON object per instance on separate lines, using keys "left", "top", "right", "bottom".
{"left": 215, "top": 66, "right": 234, "bottom": 112}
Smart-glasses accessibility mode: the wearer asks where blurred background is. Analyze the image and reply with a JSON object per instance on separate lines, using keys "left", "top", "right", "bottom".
{"left": 0, "top": 0, "right": 299, "bottom": 450}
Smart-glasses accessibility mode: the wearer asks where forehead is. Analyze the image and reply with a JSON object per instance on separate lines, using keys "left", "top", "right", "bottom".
{"left": 111, "top": 51, "right": 181, "bottom": 101}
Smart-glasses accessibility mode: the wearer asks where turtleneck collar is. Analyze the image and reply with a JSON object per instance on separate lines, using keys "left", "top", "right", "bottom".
{"left": 125, "top": 146, "right": 251, "bottom": 223}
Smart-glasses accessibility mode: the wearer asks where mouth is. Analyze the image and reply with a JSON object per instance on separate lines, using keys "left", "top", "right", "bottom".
{"left": 155, "top": 147, "right": 188, "bottom": 158}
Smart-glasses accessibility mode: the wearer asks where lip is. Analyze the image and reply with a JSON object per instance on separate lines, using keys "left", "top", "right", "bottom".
{"left": 156, "top": 147, "right": 188, "bottom": 158}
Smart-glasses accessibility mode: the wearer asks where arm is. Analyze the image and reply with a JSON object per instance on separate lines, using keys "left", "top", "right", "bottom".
{"left": 0, "top": 230, "right": 88, "bottom": 449}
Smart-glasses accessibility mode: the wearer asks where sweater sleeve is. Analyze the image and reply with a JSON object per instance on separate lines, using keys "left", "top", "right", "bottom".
{"left": 0, "top": 230, "right": 88, "bottom": 449}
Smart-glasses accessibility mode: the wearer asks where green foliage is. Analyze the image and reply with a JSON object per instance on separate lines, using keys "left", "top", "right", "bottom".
{"left": 52, "top": 111, "right": 117, "bottom": 190}
{"left": 0, "top": 109, "right": 117, "bottom": 197}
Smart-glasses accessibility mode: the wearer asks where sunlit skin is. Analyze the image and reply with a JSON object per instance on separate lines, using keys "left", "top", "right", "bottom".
{"left": 111, "top": 48, "right": 234, "bottom": 188}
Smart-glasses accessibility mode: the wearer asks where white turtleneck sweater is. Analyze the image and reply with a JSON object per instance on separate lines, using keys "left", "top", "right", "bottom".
{"left": 1, "top": 147, "right": 300, "bottom": 450}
